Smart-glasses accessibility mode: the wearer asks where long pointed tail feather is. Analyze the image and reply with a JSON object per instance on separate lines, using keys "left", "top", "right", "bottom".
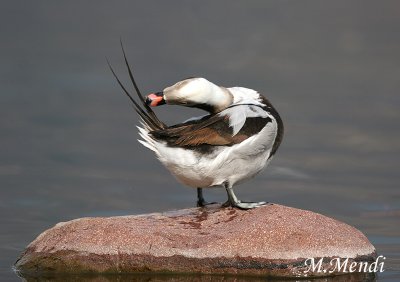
{"left": 107, "top": 43, "right": 166, "bottom": 131}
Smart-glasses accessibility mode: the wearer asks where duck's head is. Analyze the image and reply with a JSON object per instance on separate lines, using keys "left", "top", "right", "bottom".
{"left": 146, "top": 77, "right": 233, "bottom": 113}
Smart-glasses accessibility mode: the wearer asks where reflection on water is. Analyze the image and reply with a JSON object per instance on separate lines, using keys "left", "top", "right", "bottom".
{"left": 0, "top": 1, "right": 399, "bottom": 281}
{"left": 17, "top": 272, "right": 377, "bottom": 282}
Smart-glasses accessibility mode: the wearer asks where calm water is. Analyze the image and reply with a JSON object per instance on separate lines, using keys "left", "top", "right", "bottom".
{"left": 1, "top": 1, "right": 399, "bottom": 281}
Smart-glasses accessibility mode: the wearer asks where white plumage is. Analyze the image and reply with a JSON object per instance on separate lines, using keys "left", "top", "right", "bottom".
{"left": 137, "top": 83, "right": 283, "bottom": 209}
{"left": 109, "top": 54, "right": 283, "bottom": 209}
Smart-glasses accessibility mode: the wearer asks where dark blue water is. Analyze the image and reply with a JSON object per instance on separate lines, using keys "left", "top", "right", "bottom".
{"left": 1, "top": 1, "right": 399, "bottom": 281}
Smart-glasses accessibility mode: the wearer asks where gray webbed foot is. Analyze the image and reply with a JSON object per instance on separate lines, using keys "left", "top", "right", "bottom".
{"left": 223, "top": 182, "right": 268, "bottom": 210}
{"left": 222, "top": 200, "right": 268, "bottom": 210}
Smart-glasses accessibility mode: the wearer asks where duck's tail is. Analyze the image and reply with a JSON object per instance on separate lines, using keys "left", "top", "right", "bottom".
{"left": 107, "top": 40, "right": 166, "bottom": 131}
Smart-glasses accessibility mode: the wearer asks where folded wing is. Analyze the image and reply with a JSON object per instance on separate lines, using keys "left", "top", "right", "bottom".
{"left": 150, "top": 107, "right": 272, "bottom": 148}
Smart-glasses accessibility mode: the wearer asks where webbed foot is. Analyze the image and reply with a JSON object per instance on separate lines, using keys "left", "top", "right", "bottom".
{"left": 223, "top": 182, "right": 268, "bottom": 210}
{"left": 222, "top": 200, "right": 268, "bottom": 210}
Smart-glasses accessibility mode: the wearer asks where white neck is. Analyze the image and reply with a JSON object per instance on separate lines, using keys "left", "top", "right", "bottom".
{"left": 204, "top": 83, "right": 233, "bottom": 112}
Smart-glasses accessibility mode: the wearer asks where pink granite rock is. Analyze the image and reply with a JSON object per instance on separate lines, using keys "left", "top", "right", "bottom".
{"left": 15, "top": 204, "right": 376, "bottom": 278}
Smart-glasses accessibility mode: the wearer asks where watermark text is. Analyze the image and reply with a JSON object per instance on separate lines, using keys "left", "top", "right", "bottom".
{"left": 303, "top": 255, "right": 385, "bottom": 274}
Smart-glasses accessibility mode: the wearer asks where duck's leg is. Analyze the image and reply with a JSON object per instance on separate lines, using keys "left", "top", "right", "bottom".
{"left": 223, "top": 182, "right": 267, "bottom": 210}
{"left": 197, "top": 188, "right": 216, "bottom": 207}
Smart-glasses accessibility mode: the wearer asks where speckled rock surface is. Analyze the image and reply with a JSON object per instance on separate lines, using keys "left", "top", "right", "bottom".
{"left": 15, "top": 204, "right": 376, "bottom": 278}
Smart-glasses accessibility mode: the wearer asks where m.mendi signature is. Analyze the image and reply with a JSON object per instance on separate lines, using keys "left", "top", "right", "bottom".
{"left": 304, "top": 255, "right": 385, "bottom": 274}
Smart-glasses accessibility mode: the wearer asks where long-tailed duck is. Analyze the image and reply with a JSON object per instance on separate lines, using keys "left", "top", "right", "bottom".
{"left": 108, "top": 47, "right": 283, "bottom": 210}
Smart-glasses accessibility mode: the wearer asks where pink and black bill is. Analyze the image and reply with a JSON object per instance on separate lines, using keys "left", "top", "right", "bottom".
{"left": 146, "top": 92, "right": 166, "bottom": 107}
